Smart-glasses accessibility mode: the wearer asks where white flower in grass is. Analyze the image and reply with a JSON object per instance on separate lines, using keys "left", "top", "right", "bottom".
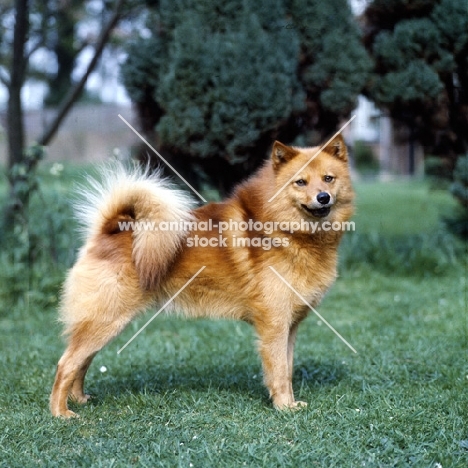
{"left": 50, "top": 163, "right": 64, "bottom": 176}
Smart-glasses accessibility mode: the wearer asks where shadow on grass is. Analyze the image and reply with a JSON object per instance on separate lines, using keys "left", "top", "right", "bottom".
{"left": 82, "top": 358, "right": 347, "bottom": 409}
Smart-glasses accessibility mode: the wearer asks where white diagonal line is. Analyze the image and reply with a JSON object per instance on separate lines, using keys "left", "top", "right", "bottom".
{"left": 118, "top": 114, "right": 207, "bottom": 203}
{"left": 268, "top": 115, "right": 356, "bottom": 202}
{"left": 117, "top": 266, "right": 206, "bottom": 354}
{"left": 269, "top": 266, "right": 357, "bottom": 354}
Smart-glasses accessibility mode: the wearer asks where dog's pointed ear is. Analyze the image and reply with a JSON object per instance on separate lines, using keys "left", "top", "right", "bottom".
{"left": 324, "top": 134, "right": 348, "bottom": 161}
{"left": 271, "top": 141, "right": 299, "bottom": 170}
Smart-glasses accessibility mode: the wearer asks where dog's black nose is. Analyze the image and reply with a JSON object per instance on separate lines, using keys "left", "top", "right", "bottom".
{"left": 317, "top": 192, "right": 330, "bottom": 205}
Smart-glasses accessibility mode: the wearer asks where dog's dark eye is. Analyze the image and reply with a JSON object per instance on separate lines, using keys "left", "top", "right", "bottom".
{"left": 295, "top": 179, "right": 307, "bottom": 186}
{"left": 324, "top": 175, "right": 334, "bottom": 183}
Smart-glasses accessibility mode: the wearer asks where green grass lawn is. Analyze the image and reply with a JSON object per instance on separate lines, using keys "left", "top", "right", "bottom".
{"left": 0, "top": 167, "right": 466, "bottom": 467}
{"left": 353, "top": 180, "right": 458, "bottom": 235}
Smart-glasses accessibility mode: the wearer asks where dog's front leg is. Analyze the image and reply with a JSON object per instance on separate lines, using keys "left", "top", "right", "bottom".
{"left": 287, "top": 322, "right": 299, "bottom": 398}
{"left": 287, "top": 322, "right": 307, "bottom": 408}
{"left": 257, "top": 321, "right": 305, "bottom": 409}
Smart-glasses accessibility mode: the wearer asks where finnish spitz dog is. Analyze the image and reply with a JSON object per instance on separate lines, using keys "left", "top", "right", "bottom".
{"left": 50, "top": 135, "right": 354, "bottom": 417}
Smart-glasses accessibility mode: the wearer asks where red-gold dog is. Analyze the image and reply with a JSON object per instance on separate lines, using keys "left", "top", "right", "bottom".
{"left": 50, "top": 135, "right": 354, "bottom": 417}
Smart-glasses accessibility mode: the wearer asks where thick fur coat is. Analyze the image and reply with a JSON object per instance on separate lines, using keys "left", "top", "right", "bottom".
{"left": 50, "top": 135, "right": 354, "bottom": 417}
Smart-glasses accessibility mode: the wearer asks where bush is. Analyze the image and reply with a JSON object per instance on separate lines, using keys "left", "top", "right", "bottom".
{"left": 424, "top": 156, "right": 453, "bottom": 191}
{"left": 445, "top": 154, "right": 468, "bottom": 238}
{"left": 339, "top": 229, "right": 464, "bottom": 276}
{"left": 450, "top": 155, "right": 468, "bottom": 207}
{"left": 353, "top": 140, "right": 379, "bottom": 174}
{"left": 0, "top": 164, "right": 79, "bottom": 314}
{"left": 120, "top": 0, "right": 372, "bottom": 192}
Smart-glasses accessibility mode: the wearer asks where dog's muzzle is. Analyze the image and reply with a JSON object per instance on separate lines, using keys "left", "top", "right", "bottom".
{"left": 301, "top": 205, "right": 331, "bottom": 218}
{"left": 301, "top": 192, "right": 332, "bottom": 218}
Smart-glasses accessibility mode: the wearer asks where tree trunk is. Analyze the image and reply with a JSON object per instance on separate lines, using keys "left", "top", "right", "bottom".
{"left": 38, "top": 0, "right": 125, "bottom": 146}
{"left": 408, "top": 123, "right": 415, "bottom": 175}
{"left": 7, "top": 0, "right": 28, "bottom": 171}
{"left": 44, "top": 5, "right": 77, "bottom": 107}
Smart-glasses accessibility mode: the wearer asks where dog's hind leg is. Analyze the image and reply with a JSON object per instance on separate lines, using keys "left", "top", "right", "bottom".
{"left": 69, "top": 352, "right": 97, "bottom": 404}
{"left": 50, "top": 319, "right": 131, "bottom": 418}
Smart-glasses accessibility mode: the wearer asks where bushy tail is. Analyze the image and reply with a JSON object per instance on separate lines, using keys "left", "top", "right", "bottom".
{"left": 75, "top": 163, "right": 196, "bottom": 289}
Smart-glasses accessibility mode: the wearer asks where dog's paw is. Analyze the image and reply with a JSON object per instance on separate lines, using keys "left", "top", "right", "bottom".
{"left": 275, "top": 400, "right": 308, "bottom": 411}
{"left": 52, "top": 409, "right": 80, "bottom": 419}
{"left": 70, "top": 393, "right": 92, "bottom": 405}
{"left": 290, "top": 400, "right": 308, "bottom": 409}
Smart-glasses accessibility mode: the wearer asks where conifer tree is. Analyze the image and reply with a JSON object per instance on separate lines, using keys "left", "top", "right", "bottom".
{"left": 122, "top": 0, "right": 371, "bottom": 192}
{"left": 362, "top": 0, "right": 468, "bottom": 171}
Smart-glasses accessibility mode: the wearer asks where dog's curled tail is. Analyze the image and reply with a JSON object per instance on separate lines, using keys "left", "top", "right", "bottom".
{"left": 75, "top": 163, "right": 196, "bottom": 289}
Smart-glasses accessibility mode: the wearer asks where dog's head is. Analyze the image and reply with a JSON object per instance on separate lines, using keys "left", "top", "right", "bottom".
{"left": 270, "top": 135, "right": 354, "bottom": 223}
